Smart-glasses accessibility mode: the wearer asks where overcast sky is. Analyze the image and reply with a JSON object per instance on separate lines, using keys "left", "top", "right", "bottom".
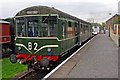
{"left": 0, "top": 0, "right": 119, "bottom": 23}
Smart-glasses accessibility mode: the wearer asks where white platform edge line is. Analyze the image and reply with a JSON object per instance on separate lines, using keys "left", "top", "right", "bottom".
{"left": 41, "top": 36, "right": 96, "bottom": 80}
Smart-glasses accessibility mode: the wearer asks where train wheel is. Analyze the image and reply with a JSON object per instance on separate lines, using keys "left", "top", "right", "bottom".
{"left": 40, "top": 58, "right": 49, "bottom": 67}
{"left": 10, "top": 54, "right": 17, "bottom": 63}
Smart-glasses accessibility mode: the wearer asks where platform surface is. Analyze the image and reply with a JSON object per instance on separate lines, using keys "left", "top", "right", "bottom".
{"left": 49, "top": 33, "right": 118, "bottom": 78}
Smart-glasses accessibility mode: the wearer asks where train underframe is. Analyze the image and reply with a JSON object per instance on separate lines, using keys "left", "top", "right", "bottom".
{"left": 1, "top": 43, "right": 12, "bottom": 53}
{"left": 10, "top": 53, "right": 59, "bottom": 70}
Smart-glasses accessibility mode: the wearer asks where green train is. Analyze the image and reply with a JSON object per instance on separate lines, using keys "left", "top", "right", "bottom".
{"left": 10, "top": 6, "right": 92, "bottom": 69}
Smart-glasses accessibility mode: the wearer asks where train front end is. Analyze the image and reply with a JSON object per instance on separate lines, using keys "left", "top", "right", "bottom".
{"left": 10, "top": 11, "right": 60, "bottom": 69}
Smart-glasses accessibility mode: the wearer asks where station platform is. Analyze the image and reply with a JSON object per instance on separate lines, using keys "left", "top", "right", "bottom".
{"left": 49, "top": 33, "right": 118, "bottom": 78}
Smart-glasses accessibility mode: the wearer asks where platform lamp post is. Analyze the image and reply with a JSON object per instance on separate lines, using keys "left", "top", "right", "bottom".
{"left": 109, "top": 13, "right": 112, "bottom": 37}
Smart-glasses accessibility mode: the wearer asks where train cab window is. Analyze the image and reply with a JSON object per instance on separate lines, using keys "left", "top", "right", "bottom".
{"left": 27, "top": 17, "right": 39, "bottom": 37}
{"left": 16, "top": 18, "right": 25, "bottom": 37}
{"left": 41, "top": 16, "right": 57, "bottom": 37}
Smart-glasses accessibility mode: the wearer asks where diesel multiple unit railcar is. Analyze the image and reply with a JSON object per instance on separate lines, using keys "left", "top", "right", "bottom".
{"left": 10, "top": 6, "right": 92, "bottom": 69}
{"left": 0, "top": 20, "right": 15, "bottom": 54}
{"left": 0, "top": 20, "right": 11, "bottom": 54}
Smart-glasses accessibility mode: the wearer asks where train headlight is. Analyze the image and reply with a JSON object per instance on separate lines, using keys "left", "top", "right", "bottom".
{"left": 47, "top": 48, "right": 51, "bottom": 52}
{"left": 18, "top": 47, "right": 22, "bottom": 50}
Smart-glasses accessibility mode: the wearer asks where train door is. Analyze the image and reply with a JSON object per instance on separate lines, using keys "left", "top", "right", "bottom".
{"left": 61, "top": 20, "right": 67, "bottom": 52}
{"left": 75, "top": 22, "right": 80, "bottom": 44}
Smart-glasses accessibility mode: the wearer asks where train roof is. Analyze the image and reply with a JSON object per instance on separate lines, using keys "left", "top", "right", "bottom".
{"left": 16, "top": 6, "right": 91, "bottom": 25}
{"left": 0, "top": 20, "right": 10, "bottom": 24}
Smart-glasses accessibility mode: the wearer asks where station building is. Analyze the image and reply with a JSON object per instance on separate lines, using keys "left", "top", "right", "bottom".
{"left": 106, "top": 14, "right": 120, "bottom": 47}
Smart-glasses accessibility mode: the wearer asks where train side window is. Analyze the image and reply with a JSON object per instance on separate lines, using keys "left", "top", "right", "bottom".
{"left": 49, "top": 23, "right": 57, "bottom": 36}
{"left": 83, "top": 25, "right": 86, "bottom": 33}
{"left": 80, "top": 24, "right": 83, "bottom": 29}
{"left": 68, "top": 21, "right": 72, "bottom": 27}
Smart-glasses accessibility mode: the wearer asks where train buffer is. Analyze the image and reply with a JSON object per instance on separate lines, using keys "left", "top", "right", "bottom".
{"left": 48, "top": 33, "right": 118, "bottom": 79}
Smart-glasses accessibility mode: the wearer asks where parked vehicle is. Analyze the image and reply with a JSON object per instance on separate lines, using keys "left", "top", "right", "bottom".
{"left": 0, "top": 19, "right": 15, "bottom": 56}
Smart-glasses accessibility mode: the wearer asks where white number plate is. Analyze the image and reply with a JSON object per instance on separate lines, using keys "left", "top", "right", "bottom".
{"left": 28, "top": 42, "right": 38, "bottom": 50}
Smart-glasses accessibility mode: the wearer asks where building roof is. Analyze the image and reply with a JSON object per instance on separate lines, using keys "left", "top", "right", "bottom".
{"left": 106, "top": 14, "right": 120, "bottom": 23}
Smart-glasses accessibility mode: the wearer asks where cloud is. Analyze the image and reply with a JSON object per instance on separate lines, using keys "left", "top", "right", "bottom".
{"left": 49, "top": 2, "right": 117, "bottom": 22}
{"left": 119, "top": 1, "right": 120, "bottom": 14}
{"left": 0, "top": 0, "right": 118, "bottom": 22}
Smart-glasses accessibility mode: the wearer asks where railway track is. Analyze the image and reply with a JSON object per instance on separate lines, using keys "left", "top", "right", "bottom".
{"left": 15, "top": 47, "right": 78, "bottom": 80}
{"left": 14, "top": 36, "right": 94, "bottom": 80}
{"left": 17, "top": 69, "right": 49, "bottom": 80}
{"left": 17, "top": 70, "right": 33, "bottom": 80}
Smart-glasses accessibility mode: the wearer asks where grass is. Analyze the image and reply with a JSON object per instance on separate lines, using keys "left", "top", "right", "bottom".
{"left": 1, "top": 58, "right": 27, "bottom": 79}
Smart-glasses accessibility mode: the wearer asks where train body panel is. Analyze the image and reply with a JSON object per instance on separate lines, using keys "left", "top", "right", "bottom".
{"left": 0, "top": 20, "right": 13, "bottom": 54}
{"left": 1, "top": 18, "right": 15, "bottom": 57}
{"left": 15, "top": 36, "right": 78, "bottom": 56}
{"left": 15, "top": 37, "right": 59, "bottom": 55}
{"left": 0, "top": 21, "right": 10, "bottom": 44}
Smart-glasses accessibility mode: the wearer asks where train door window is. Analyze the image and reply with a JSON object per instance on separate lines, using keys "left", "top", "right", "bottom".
{"left": 16, "top": 18, "right": 25, "bottom": 37}
{"left": 85, "top": 25, "right": 87, "bottom": 33}
{"left": 67, "top": 21, "right": 74, "bottom": 38}
{"left": 62, "top": 21, "right": 65, "bottom": 38}
{"left": 83, "top": 25, "right": 85, "bottom": 33}
{"left": 81, "top": 24, "right": 84, "bottom": 34}
{"left": 80, "top": 23, "right": 83, "bottom": 35}
{"left": 74, "top": 22, "right": 78, "bottom": 32}
{"left": 27, "top": 17, "right": 39, "bottom": 37}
